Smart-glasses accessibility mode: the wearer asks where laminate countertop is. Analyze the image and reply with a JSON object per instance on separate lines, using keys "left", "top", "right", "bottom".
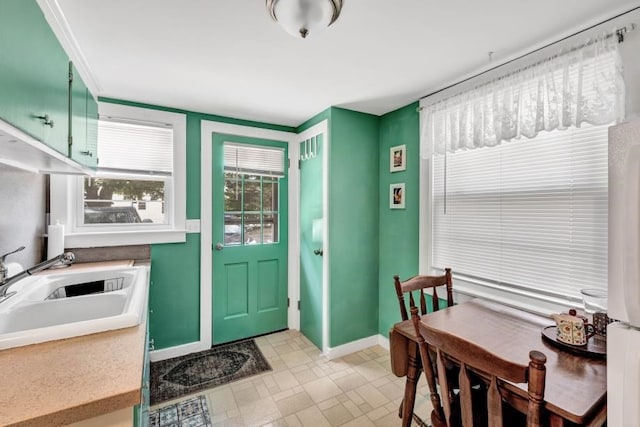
{"left": 0, "top": 260, "right": 146, "bottom": 426}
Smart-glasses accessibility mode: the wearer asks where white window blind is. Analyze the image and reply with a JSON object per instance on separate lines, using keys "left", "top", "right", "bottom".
{"left": 224, "top": 142, "right": 285, "bottom": 178}
{"left": 97, "top": 118, "right": 174, "bottom": 176}
{"left": 432, "top": 123, "right": 609, "bottom": 302}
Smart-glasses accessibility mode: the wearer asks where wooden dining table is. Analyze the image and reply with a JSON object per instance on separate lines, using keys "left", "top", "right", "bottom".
{"left": 393, "top": 298, "right": 607, "bottom": 427}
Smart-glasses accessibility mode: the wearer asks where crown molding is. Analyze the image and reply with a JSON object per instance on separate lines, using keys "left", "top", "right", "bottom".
{"left": 37, "top": 0, "right": 101, "bottom": 97}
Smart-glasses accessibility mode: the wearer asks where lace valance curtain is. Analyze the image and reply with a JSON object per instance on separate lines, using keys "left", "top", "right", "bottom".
{"left": 420, "top": 34, "right": 625, "bottom": 157}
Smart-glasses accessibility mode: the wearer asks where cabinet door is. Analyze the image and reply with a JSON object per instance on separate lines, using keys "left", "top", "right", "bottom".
{"left": 0, "top": 0, "right": 69, "bottom": 155}
{"left": 69, "top": 62, "right": 97, "bottom": 168}
{"left": 85, "top": 88, "right": 99, "bottom": 169}
{"left": 70, "top": 62, "right": 87, "bottom": 162}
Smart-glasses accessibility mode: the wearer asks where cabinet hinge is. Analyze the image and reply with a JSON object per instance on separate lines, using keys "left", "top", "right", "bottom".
{"left": 68, "top": 68, "right": 74, "bottom": 83}
{"left": 298, "top": 159, "right": 301, "bottom": 169}
{"left": 297, "top": 300, "right": 300, "bottom": 310}
{"left": 287, "top": 158, "right": 290, "bottom": 169}
{"left": 287, "top": 298, "right": 290, "bottom": 308}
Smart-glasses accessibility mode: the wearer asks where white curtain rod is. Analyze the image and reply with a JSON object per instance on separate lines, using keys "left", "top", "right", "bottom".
{"left": 417, "top": 6, "right": 639, "bottom": 110}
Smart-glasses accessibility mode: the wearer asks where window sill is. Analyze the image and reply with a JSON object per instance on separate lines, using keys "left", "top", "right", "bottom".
{"left": 451, "top": 277, "right": 582, "bottom": 318}
{"left": 64, "top": 229, "right": 187, "bottom": 248}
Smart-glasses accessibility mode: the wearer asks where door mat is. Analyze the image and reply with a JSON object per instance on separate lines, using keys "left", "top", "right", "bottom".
{"left": 150, "top": 339, "right": 271, "bottom": 405}
{"left": 149, "top": 395, "right": 212, "bottom": 427}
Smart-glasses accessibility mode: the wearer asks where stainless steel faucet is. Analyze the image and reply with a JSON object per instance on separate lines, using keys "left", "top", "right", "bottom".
{"left": 0, "top": 246, "right": 25, "bottom": 285}
{"left": 0, "top": 250, "right": 75, "bottom": 298}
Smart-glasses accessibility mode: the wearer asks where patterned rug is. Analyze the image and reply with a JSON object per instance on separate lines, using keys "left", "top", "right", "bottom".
{"left": 150, "top": 339, "right": 271, "bottom": 405}
{"left": 149, "top": 395, "right": 212, "bottom": 427}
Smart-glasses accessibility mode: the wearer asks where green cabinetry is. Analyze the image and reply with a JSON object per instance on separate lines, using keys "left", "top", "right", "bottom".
{"left": 0, "top": 0, "right": 98, "bottom": 170}
{"left": 134, "top": 310, "right": 151, "bottom": 427}
{"left": 0, "top": 0, "right": 69, "bottom": 155}
{"left": 69, "top": 62, "right": 98, "bottom": 168}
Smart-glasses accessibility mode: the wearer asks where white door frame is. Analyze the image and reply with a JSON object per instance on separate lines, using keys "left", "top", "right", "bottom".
{"left": 200, "top": 121, "right": 298, "bottom": 349}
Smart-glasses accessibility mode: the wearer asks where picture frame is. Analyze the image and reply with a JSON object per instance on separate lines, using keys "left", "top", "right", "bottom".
{"left": 390, "top": 183, "right": 405, "bottom": 209}
{"left": 390, "top": 144, "right": 406, "bottom": 172}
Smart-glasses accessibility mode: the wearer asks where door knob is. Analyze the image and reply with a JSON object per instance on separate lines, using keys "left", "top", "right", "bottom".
{"left": 215, "top": 243, "right": 224, "bottom": 251}
{"left": 313, "top": 248, "right": 323, "bottom": 256}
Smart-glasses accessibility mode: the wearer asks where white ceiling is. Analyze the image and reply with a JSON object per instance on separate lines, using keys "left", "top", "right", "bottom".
{"left": 53, "top": 0, "right": 640, "bottom": 127}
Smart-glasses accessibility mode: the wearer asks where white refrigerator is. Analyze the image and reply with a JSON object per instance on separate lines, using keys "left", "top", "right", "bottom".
{"left": 608, "top": 118, "right": 640, "bottom": 427}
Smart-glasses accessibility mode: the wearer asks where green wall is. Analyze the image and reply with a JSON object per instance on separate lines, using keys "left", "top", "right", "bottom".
{"left": 149, "top": 234, "right": 201, "bottom": 348}
{"left": 100, "top": 97, "right": 295, "bottom": 350}
{"left": 297, "top": 107, "right": 382, "bottom": 347}
{"left": 102, "top": 96, "right": 421, "bottom": 350}
{"left": 377, "top": 102, "right": 421, "bottom": 338}
{"left": 328, "top": 108, "right": 380, "bottom": 347}
{"left": 296, "top": 108, "right": 331, "bottom": 134}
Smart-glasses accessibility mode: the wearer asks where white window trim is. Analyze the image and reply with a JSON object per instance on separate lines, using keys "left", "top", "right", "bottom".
{"left": 51, "top": 103, "right": 187, "bottom": 248}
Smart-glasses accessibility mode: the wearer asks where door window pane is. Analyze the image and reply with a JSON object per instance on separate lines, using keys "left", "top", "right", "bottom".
{"left": 223, "top": 174, "right": 280, "bottom": 246}
{"left": 263, "top": 213, "right": 277, "bottom": 244}
{"left": 244, "top": 213, "right": 261, "bottom": 244}
{"left": 243, "top": 175, "right": 262, "bottom": 212}
{"left": 263, "top": 178, "right": 277, "bottom": 211}
{"left": 224, "top": 173, "right": 242, "bottom": 212}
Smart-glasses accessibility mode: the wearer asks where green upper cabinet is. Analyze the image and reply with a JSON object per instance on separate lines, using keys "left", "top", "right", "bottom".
{"left": 85, "top": 87, "right": 98, "bottom": 169}
{"left": 69, "top": 62, "right": 98, "bottom": 168}
{"left": 0, "top": 0, "right": 69, "bottom": 155}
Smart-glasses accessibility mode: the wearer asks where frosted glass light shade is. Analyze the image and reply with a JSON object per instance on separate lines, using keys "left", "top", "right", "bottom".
{"left": 266, "top": 0, "right": 342, "bottom": 39}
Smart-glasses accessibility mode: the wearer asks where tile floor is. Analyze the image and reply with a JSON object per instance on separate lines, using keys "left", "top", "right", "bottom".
{"left": 150, "top": 329, "right": 434, "bottom": 427}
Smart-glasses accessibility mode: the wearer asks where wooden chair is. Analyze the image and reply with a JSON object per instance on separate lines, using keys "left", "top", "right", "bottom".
{"left": 391, "top": 269, "right": 454, "bottom": 426}
{"left": 410, "top": 302, "right": 548, "bottom": 427}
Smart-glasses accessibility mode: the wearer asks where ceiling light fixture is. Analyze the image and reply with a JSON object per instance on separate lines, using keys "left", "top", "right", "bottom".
{"left": 266, "top": 0, "right": 343, "bottom": 39}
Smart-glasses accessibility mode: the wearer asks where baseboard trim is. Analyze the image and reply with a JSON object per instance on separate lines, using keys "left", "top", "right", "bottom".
{"left": 150, "top": 341, "right": 208, "bottom": 362}
{"left": 150, "top": 333, "right": 392, "bottom": 362}
{"left": 378, "top": 333, "right": 390, "bottom": 350}
{"left": 324, "top": 335, "right": 380, "bottom": 360}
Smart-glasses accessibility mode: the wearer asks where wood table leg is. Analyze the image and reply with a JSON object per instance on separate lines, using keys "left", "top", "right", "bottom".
{"left": 402, "top": 340, "right": 421, "bottom": 427}
{"left": 548, "top": 413, "right": 566, "bottom": 427}
{"left": 548, "top": 403, "right": 607, "bottom": 427}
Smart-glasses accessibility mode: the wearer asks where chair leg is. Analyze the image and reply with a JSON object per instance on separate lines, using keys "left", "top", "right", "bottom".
{"left": 401, "top": 341, "right": 421, "bottom": 427}
{"left": 412, "top": 412, "right": 430, "bottom": 427}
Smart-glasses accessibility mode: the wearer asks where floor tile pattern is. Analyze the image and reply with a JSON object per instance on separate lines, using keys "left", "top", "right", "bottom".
{"left": 150, "top": 330, "right": 433, "bottom": 427}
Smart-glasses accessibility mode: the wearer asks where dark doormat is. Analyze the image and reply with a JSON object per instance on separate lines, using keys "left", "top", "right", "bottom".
{"left": 150, "top": 339, "right": 272, "bottom": 405}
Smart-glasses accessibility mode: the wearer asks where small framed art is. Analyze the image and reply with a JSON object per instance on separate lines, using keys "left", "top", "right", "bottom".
{"left": 390, "top": 183, "right": 405, "bottom": 209}
{"left": 390, "top": 144, "right": 406, "bottom": 172}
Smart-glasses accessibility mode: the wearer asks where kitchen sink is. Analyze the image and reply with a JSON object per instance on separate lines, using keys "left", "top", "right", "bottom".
{"left": 0, "top": 264, "right": 148, "bottom": 350}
